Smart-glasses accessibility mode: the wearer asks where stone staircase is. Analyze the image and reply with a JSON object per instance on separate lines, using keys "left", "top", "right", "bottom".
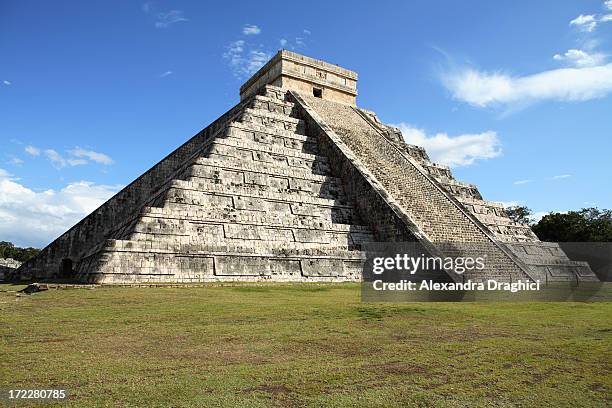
{"left": 294, "top": 93, "right": 532, "bottom": 283}
{"left": 291, "top": 93, "right": 599, "bottom": 283}
{"left": 353, "top": 106, "right": 598, "bottom": 282}
{"left": 74, "top": 86, "right": 374, "bottom": 283}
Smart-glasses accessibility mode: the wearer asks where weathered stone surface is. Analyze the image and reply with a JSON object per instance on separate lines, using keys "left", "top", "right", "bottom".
{"left": 240, "top": 50, "right": 358, "bottom": 105}
{"left": 0, "top": 258, "right": 21, "bottom": 281}
{"left": 12, "top": 51, "right": 598, "bottom": 283}
{"left": 19, "top": 282, "right": 48, "bottom": 294}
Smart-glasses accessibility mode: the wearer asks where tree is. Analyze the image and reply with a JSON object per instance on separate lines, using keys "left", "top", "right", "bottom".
{"left": 0, "top": 241, "right": 41, "bottom": 263}
{"left": 505, "top": 205, "right": 533, "bottom": 225}
{"left": 532, "top": 207, "right": 612, "bottom": 242}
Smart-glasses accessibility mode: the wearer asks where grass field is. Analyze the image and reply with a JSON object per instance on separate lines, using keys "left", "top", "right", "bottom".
{"left": 0, "top": 283, "right": 610, "bottom": 407}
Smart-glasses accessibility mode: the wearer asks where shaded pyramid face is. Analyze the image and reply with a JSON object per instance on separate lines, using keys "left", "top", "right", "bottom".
{"left": 75, "top": 86, "right": 375, "bottom": 283}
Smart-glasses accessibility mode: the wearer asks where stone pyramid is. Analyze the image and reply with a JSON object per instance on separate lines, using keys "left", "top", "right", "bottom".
{"left": 14, "top": 51, "right": 598, "bottom": 284}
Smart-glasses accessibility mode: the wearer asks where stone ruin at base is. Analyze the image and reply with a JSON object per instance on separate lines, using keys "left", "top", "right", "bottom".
{"left": 0, "top": 258, "right": 22, "bottom": 281}
{"left": 12, "top": 51, "right": 599, "bottom": 284}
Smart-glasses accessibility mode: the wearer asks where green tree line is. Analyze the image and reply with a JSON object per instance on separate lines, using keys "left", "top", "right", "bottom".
{"left": 505, "top": 206, "right": 611, "bottom": 242}
{"left": 0, "top": 241, "right": 41, "bottom": 263}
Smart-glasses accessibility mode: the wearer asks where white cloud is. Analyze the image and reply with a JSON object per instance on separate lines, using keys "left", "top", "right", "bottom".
{"left": 154, "top": 10, "right": 187, "bottom": 28}
{"left": 224, "top": 27, "right": 307, "bottom": 78}
{"left": 565, "top": 5, "right": 612, "bottom": 30}
{"left": 497, "top": 200, "right": 520, "bottom": 208}
{"left": 223, "top": 40, "right": 245, "bottom": 68}
{"left": 8, "top": 157, "right": 24, "bottom": 166}
{"left": 513, "top": 179, "right": 532, "bottom": 185}
{"left": 530, "top": 211, "right": 550, "bottom": 223}
{"left": 397, "top": 124, "right": 501, "bottom": 167}
{"left": 160, "top": 71, "right": 173, "bottom": 78}
{"left": 45, "top": 149, "right": 86, "bottom": 168}
{"left": 441, "top": 1, "right": 612, "bottom": 110}
{"left": 141, "top": 2, "right": 187, "bottom": 28}
{"left": 570, "top": 14, "right": 597, "bottom": 32}
{"left": 551, "top": 174, "right": 571, "bottom": 180}
{"left": 281, "top": 36, "right": 307, "bottom": 50}
{"left": 441, "top": 63, "right": 612, "bottom": 107}
{"left": 24, "top": 145, "right": 113, "bottom": 168}
{"left": 223, "top": 40, "right": 270, "bottom": 79}
{"left": 245, "top": 50, "right": 270, "bottom": 74}
{"left": 25, "top": 145, "right": 41, "bottom": 156}
{"left": 529, "top": 209, "right": 569, "bottom": 223}
{"left": 3, "top": 80, "right": 10, "bottom": 86}
{"left": 68, "top": 147, "right": 114, "bottom": 165}
{"left": 553, "top": 49, "right": 606, "bottom": 67}
{"left": 242, "top": 24, "right": 261, "bottom": 35}
{"left": 0, "top": 172, "right": 122, "bottom": 247}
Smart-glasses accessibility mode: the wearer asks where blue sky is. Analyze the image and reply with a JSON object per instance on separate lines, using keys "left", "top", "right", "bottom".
{"left": 1, "top": 0, "right": 611, "bottom": 247}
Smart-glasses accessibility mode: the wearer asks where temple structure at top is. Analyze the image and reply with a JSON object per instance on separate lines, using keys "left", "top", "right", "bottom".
{"left": 240, "top": 50, "right": 358, "bottom": 105}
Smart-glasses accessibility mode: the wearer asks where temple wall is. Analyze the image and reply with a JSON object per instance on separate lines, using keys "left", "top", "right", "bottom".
{"left": 240, "top": 50, "right": 357, "bottom": 105}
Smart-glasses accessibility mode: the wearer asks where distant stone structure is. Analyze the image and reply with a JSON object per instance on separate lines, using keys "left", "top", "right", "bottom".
{"left": 13, "top": 51, "right": 598, "bottom": 284}
{"left": 1, "top": 258, "right": 22, "bottom": 281}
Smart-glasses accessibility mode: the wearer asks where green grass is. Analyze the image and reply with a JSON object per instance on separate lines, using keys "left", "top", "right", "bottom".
{"left": 0, "top": 283, "right": 610, "bottom": 407}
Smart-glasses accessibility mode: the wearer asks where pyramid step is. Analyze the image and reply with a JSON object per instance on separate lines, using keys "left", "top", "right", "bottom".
{"left": 250, "top": 95, "right": 296, "bottom": 117}
{"left": 455, "top": 197, "right": 537, "bottom": 241}
{"left": 505, "top": 242, "right": 599, "bottom": 282}
{"left": 227, "top": 120, "right": 311, "bottom": 141}
{"left": 436, "top": 178, "right": 482, "bottom": 200}
{"left": 130, "top": 207, "right": 372, "bottom": 234}
{"left": 224, "top": 124, "right": 319, "bottom": 155}
{"left": 457, "top": 198, "right": 508, "bottom": 217}
{"left": 153, "top": 201, "right": 360, "bottom": 225}
{"left": 187, "top": 158, "right": 341, "bottom": 191}
{"left": 102, "top": 239, "right": 367, "bottom": 259}
{"left": 208, "top": 137, "right": 325, "bottom": 163}
{"left": 259, "top": 85, "right": 288, "bottom": 101}
{"left": 486, "top": 224, "right": 539, "bottom": 243}
{"left": 78, "top": 241, "right": 364, "bottom": 283}
{"left": 166, "top": 180, "right": 353, "bottom": 207}
{"left": 205, "top": 142, "right": 325, "bottom": 169}
{"left": 186, "top": 175, "right": 345, "bottom": 200}
{"left": 123, "top": 228, "right": 371, "bottom": 247}
{"left": 241, "top": 107, "right": 300, "bottom": 123}
{"left": 421, "top": 162, "right": 452, "bottom": 179}
{"left": 202, "top": 150, "right": 331, "bottom": 176}
{"left": 125, "top": 226, "right": 373, "bottom": 248}
{"left": 227, "top": 121, "right": 313, "bottom": 143}
{"left": 239, "top": 108, "right": 305, "bottom": 135}
{"left": 190, "top": 160, "right": 342, "bottom": 184}
{"left": 114, "top": 235, "right": 368, "bottom": 255}
{"left": 475, "top": 213, "right": 526, "bottom": 227}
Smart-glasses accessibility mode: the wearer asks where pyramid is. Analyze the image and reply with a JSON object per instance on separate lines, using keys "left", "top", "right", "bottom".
{"left": 14, "top": 51, "right": 598, "bottom": 284}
